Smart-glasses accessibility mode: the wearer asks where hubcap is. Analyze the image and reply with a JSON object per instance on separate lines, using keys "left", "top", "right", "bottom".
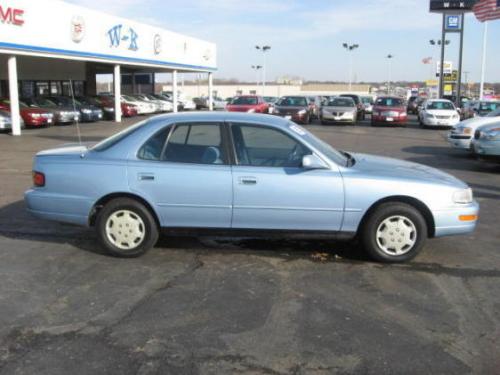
{"left": 376, "top": 215, "right": 417, "bottom": 256}
{"left": 105, "top": 210, "right": 146, "bottom": 250}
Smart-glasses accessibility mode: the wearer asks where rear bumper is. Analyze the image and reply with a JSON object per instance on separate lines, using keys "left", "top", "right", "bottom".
{"left": 433, "top": 201, "right": 479, "bottom": 237}
{"left": 24, "top": 189, "right": 92, "bottom": 227}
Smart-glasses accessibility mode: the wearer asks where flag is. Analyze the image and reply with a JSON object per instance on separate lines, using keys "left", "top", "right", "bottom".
{"left": 422, "top": 57, "right": 433, "bottom": 64}
{"left": 473, "top": 0, "right": 500, "bottom": 22}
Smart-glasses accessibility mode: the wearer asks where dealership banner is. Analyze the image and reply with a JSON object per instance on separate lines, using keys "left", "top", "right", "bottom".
{"left": 0, "top": 0, "right": 217, "bottom": 71}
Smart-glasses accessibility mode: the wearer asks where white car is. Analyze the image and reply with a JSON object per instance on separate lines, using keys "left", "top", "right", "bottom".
{"left": 419, "top": 99, "right": 460, "bottom": 128}
{"left": 448, "top": 108, "right": 500, "bottom": 151}
{"left": 134, "top": 94, "right": 173, "bottom": 113}
{"left": 121, "top": 95, "right": 156, "bottom": 115}
{"left": 162, "top": 91, "right": 196, "bottom": 111}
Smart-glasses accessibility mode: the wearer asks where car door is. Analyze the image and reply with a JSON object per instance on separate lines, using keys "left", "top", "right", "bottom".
{"left": 229, "top": 122, "right": 345, "bottom": 231}
{"left": 127, "top": 122, "right": 233, "bottom": 228}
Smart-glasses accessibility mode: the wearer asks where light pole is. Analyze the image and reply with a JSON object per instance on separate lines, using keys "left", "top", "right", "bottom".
{"left": 251, "top": 65, "right": 262, "bottom": 91}
{"left": 256, "top": 45, "right": 271, "bottom": 95}
{"left": 342, "top": 43, "right": 359, "bottom": 91}
{"left": 386, "top": 54, "right": 394, "bottom": 95}
{"left": 430, "top": 39, "right": 450, "bottom": 98}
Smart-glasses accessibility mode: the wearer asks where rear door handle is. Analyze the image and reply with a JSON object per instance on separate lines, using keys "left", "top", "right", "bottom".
{"left": 239, "top": 176, "right": 257, "bottom": 185}
{"left": 138, "top": 173, "right": 155, "bottom": 181}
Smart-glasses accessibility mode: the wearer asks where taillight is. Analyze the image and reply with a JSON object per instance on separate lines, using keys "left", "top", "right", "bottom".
{"left": 33, "top": 171, "right": 45, "bottom": 187}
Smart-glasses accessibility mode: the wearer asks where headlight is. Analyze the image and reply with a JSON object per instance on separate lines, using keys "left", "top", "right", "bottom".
{"left": 247, "top": 108, "right": 256, "bottom": 113}
{"left": 104, "top": 107, "right": 114, "bottom": 112}
{"left": 82, "top": 109, "right": 92, "bottom": 114}
{"left": 274, "top": 108, "right": 280, "bottom": 114}
{"left": 31, "top": 113, "right": 41, "bottom": 118}
{"left": 399, "top": 112, "right": 407, "bottom": 117}
{"left": 452, "top": 114, "right": 459, "bottom": 119}
{"left": 453, "top": 188, "right": 473, "bottom": 204}
{"left": 426, "top": 113, "right": 435, "bottom": 118}
{"left": 298, "top": 109, "right": 306, "bottom": 115}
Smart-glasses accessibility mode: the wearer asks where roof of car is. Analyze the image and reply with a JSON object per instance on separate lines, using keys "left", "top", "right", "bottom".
{"left": 147, "top": 111, "right": 290, "bottom": 129}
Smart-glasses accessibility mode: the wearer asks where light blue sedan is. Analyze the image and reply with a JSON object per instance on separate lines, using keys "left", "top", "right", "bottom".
{"left": 25, "top": 113, "right": 479, "bottom": 262}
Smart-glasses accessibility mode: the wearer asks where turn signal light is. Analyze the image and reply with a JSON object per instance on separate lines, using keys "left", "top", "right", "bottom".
{"left": 33, "top": 171, "right": 45, "bottom": 187}
{"left": 459, "top": 215, "right": 478, "bottom": 222}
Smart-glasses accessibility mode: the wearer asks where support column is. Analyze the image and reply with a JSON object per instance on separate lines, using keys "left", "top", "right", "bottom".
{"left": 114, "top": 65, "right": 122, "bottom": 123}
{"left": 208, "top": 72, "right": 213, "bottom": 111}
{"left": 172, "top": 70, "right": 178, "bottom": 113}
{"left": 131, "top": 72, "right": 137, "bottom": 94}
{"left": 8, "top": 56, "right": 21, "bottom": 136}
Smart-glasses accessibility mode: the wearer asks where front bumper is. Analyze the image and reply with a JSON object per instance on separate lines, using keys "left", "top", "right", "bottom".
{"left": 447, "top": 133, "right": 473, "bottom": 150}
{"left": 81, "top": 111, "right": 103, "bottom": 122}
{"left": 433, "top": 201, "right": 479, "bottom": 237}
{"left": 423, "top": 117, "right": 460, "bottom": 127}
{"left": 372, "top": 115, "right": 407, "bottom": 125}
{"left": 55, "top": 113, "right": 80, "bottom": 124}
{"left": 0, "top": 121, "right": 12, "bottom": 130}
{"left": 275, "top": 113, "right": 308, "bottom": 123}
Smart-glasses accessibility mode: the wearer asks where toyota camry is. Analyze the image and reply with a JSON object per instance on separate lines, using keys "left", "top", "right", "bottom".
{"left": 25, "top": 113, "right": 479, "bottom": 263}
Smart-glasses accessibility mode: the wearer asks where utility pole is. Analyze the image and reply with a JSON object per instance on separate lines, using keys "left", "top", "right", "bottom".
{"left": 251, "top": 65, "right": 262, "bottom": 92}
{"left": 255, "top": 45, "right": 271, "bottom": 95}
{"left": 386, "top": 54, "right": 394, "bottom": 95}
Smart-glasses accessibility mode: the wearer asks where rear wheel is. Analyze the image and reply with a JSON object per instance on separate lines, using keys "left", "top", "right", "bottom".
{"left": 96, "top": 198, "right": 159, "bottom": 258}
{"left": 360, "top": 203, "right": 427, "bottom": 263}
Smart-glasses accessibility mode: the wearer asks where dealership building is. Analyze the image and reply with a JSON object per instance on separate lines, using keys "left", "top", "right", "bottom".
{"left": 0, "top": 0, "right": 217, "bottom": 135}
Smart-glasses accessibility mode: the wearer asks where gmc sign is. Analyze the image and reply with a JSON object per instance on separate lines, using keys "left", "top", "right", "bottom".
{"left": 0, "top": 5, "right": 24, "bottom": 26}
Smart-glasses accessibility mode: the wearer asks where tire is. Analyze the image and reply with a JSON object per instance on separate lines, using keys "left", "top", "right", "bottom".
{"left": 96, "top": 198, "right": 159, "bottom": 258}
{"left": 360, "top": 202, "right": 428, "bottom": 263}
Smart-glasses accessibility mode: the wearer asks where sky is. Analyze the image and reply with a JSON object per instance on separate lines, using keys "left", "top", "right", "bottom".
{"left": 66, "top": 0, "right": 500, "bottom": 83}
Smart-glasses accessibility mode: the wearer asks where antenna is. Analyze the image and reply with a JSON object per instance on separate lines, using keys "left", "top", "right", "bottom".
{"left": 69, "top": 79, "right": 82, "bottom": 145}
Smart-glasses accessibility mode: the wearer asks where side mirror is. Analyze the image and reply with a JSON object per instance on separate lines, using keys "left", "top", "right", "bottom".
{"left": 302, "top": 154, "right": 328, "bottom": 170}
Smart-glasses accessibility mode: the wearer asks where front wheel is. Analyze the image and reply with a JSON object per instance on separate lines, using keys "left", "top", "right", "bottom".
{"left": 360, "top": 203, "right": 427, "bottom": 263}
{"left": 96, "top": 198, "right": 159, "bottom": 258}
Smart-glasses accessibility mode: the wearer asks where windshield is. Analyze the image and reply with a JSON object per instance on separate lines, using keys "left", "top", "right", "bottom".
{"left": 277, "top": 97, "right": 308, "bottom": 107}
{"left": 231, "top": 97, "right": 258, "bottom": 105}
{"left": 340, "top": 95, "right": 359, "bottom": 104}
{"left": 486, "top": 108, "right": 500, "bottom": 117}
{"left": 92, "top": 121, "right": 147, "bottom": 152}
{"left": 427, "top": 101, "right": 455, "bottom": 110}
{"left": 263, "top": 96, "right": 277, "bottom": 103}
{"left": 361, "top": 97, "right": 373, "bottom": 104}
{"left": 122, "top": 95, "right": 137, "bottom": 102}
{"left": 287, "top": 123, "right": 348, "bottom": 166}
{"left": 328, "top": 98, "right": 355, "bottom": 107}
{"left": 480, "top": 102, "right": 499, "bottom": 112}
{"left": 54, "top": 97, "right": 81, "bottom": 106}
{"left": 34, "top": 98, "right": 58, "bottom": 107}
{"left": 376, "top": 97, "right": 404, "bottom": 107}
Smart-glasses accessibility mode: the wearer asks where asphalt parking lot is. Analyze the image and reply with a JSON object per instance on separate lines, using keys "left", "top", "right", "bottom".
{"left": 0, "top": 115, "right": 499, "bottom": 374}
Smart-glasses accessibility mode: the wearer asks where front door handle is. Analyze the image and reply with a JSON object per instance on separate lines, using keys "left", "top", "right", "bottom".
{"left": 239, "top": 176, "right": 257, "bottom": 185}
{"left": 138, "top": 173, "right": 155, "bottom": 181}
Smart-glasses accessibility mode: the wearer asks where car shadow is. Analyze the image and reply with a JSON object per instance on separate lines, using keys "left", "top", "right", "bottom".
{"left": 0, "top": 200, "right": 369, "bottom": 262}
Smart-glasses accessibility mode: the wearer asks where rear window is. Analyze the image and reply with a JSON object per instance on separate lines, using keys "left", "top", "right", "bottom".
{"left": 92, "top": 121, "right": 147, "bottom": 152}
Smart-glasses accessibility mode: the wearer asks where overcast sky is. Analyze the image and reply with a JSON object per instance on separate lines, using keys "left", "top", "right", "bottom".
{"left": 67, "top": 0, "right": 500, "bottom": 83}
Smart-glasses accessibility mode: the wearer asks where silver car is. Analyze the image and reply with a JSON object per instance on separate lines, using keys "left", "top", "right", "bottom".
{"left": 471, "top": 120, "right": 500, "bottom": 161}
{"left": 0, "top": 110, "right": 12, "bottom": 131}
{"left": 320, "top": 97, "right": 357, "bottom": 124}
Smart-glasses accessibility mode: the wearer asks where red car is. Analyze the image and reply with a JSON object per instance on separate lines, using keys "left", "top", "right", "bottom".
{"left": 226, "top": 95, "right": 270, "bottom": 113}
{"left": 371, "top": 96, "right": 408, "bottom": 127}
{"left": 97, "top": 96, "right": 138, "bottom": 118}
{"left": 0, "top": 99, "right": 54, "bottom": 127}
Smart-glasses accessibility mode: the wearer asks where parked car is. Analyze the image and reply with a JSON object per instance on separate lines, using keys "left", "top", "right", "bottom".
{"left": 45, "top": 96, "right": 103, "bottom": 122}
{"left": 418, "top": 99, "right": 460, "bottom": 128}
{"left": 226, "top": 95, "right": 270, "bottom": 114}
{"left": 132, "top": 94, "right": 172, "bottom": 113}
{"left": 121, "top": 95, "right": 156, "bottom": 115}
{"left": 96, "top": 96, "right": 138, "bottom": 118}
{"left": 462, "top": 100, "right": 500, "bottom": 120}
{"left": 0, "top": 99, "right": 54, "bottom": 127}
{"left": 361, "top": 96, "right": 374, "bottom": 115}
{"left": 307, "top": 96, "right": 323, "bottom": 119}
{"left": 0, "top": 110, "right": 13, "bottom": 131}
{"left": 448, "top": 108, "right": 500, "bottom": 151}
{"left": 22, "top": 97, "right": 81, "bottom": 125}
{"left": 471, "top": 121, "right": 500, "bottom": 161}
{"left": 193, "top": 96, "right": 227, "bottom": 110}
{"left": 371, "top": 96, "right": 408, "bottom": 127}
{"left": 161, "top": 91, "right": 196, "bottom": 111}
{"left": 340, "top": 94, "right": 365, "bottom": 120}
{"left": 25, "top": 112, "right": 479, "bottom": 263}
{"left": 320, "top": 97, "right": 357, "bottom": 125}
{"left": 263, "top": 96, "right": 278, "bottom": 105}
{"left": 273, "top": 96, "right": 313, "bottom": 124}
{"left": 75, "top": 96, "right": 115, "bottom": 121}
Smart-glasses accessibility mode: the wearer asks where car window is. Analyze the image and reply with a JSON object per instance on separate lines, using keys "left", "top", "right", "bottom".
{"left": 375, "top": 98, "right": 404, "bottom": 107}
{"left": 480, "top": 102, "right": 499, "bottom": 111}
{"left": 93, "top": 121, "right": 147, "bottom": 152}
{"left": 232, "top": 97, "right": 258, "bottom": 105}
{"left": 329, "top": 98, "right": 355, "bottom": 107}
{"left": 427, "top": 101, "right": 455, "bottom": 110}
{"left": 164, "top": 123, "right": 226, "bottom": 165}
{"left": 137, "top": 127, "right": 171, "bottom": 161}
{"left": 231, "top": 124, "right": 311, "bottom": 168}
{"left": 277, "top": 97, "right": 308, "bottom": 107}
